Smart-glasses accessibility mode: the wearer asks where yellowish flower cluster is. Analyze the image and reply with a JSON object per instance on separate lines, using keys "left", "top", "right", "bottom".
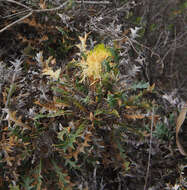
{"left": 76, "top": 33, "right": 112, "bottom": 83}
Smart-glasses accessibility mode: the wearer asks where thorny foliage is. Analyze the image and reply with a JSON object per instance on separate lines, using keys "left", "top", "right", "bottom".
{"left": 0, "top": 0, "right": 187, "bottom": 190}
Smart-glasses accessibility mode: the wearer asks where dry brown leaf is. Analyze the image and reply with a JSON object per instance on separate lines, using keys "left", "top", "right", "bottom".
{"left": 23, "top": 17, "right": 42, "bottom": 28}
{"left": 39, "top": 0, "right": 46, "bottom": 9}
{"left": 176, "top": 102, "right": 187, "bottom": 156}
{"left": 125, "top": 105, "right": 138, "bottom": 109}
{"left": 39, "top": 35, "right": 49, "bottom": 43}
{"left": 34, "top": 100, "right": 58, "bottom": 111}
{"left": 147, "top": 83, "right": 155, "bottom": 92}
{"left": 124, "top": 114, "right": 145, "bottom": 120}
{"left": 5, "top": 109, "right": 31, "bottom": 130}
{"left": 147, "top": 114, "right": 160, "bottom": 125}
{"left": 90, "top": 112, "right": 94, "bottom": 122}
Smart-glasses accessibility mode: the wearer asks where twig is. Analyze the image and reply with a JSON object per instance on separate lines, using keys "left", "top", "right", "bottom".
{"left": 0, "top": 1, "right": 68, "bottom": 33}
{"left": 0, "top": 0, "right": 111, "bottom": 33}
{"left": 6, "top": 0, "right": 32, "bottom": 10}
{"left": 144, "top": 107, "right": 154, "bottom": 190}
{"left": 0, "top": 11, "right": 33, "bottom": 33}
{"left": 76, "top": 1, "right": 111, "bottom": 4}
{"left": 2, "top": 10, "right": 30, "bottom": 19}
{"left": 130, "top": 38, "right": 161, "bottom": 59}
{"left": 169, "top": 28, "right": 177, "bottom": 88}
{"left": 33, "top": 1, "right": 69, "bottom": 13}
{"left": 126, "top": 37, "right": 140, "bottom": 55}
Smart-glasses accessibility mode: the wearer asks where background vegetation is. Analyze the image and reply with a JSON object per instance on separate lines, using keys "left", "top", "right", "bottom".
{"left": 0, "top": 0, "right": 186, "bottom": 189}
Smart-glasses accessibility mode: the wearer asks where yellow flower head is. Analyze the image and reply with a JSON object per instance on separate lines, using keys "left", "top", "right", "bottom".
{"left": 79, "top": 44, "right": 112, "bottom": 82}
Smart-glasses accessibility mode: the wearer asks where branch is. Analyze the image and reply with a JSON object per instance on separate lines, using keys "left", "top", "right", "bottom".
{"left": 2, "top": 10, "right": 31, "bottom": 19}
{"left": 0, "top": 0, "right": 111, "bottom": 33}
{"left": 76, "top": 1, "right": 111, "bottom": 4}
{"left": 5, "top": 0, "right": 32, "bottom": 10}
{"left": 32, "top": 1, "right": 69, "bottom": 13}
{"left": 144, "top": 107, "right": 154, "bottom": 190}
{"left": 0, "top": 11, "right": 33, "bottom": 33}
{"left": 0, "top": 1, "right": 68, "bottom": 33}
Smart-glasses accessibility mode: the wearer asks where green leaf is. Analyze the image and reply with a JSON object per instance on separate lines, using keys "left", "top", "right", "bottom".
{"left": 35, "top": 159, "right": 43, "bottom": 190}
{"left": 65, "top": 159, "right": 79, "bottom": 169}
{"left": 34, "top": 110, "right": 72, "bottom": 120}
{"left": 52, "top": 160, "right": 70, "bottom": 188}
{"left": 22, "top": 176, "right": 34, "bottom": 190}
{"left": 56, "top": 26, "right": 68, "bottom": 36}
{"left": 9, "top": 185, "right": 20, "bottom": 190}
{"left": 57, "top": 123, "right": 86, "bottom": 152}
{"left": 52, "top": 86, "right": 71, "bottom": 95}
{"left": 102, "top": 59, "right": 112, "bottom": 72}
{"left": 107, "top": 94, "right": 118, "bottom": 108}
{"left": 75, "top": 122, "right": 86, "bottom": 135}
{"left": 131, "top": 81, "right": 149, "bottom": 90}
{"left": 108, "top": 47, "right": 120, "bottom": 64}
{"left": 94, "top": 109, "right": 105, "bottom": 116}
{"left": 110, "top": 109, "right": 120, "bottom": 118}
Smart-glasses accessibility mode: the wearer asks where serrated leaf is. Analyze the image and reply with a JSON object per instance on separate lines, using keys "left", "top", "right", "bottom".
{"left": 65, "top": 159, "right": 78, "bottom": 169}
{"left": 4, "top": 109, "right": 31, "bottom": 130}
{"left": 110, "top": 109, "right": 120, "bottom": 118}
{"left": 131, "top": 81, "right": 149, "bottom": 90}
{"left": 107, "top": 93, "right": 117, "bottom": 108}
{"left": 94, "top": 109, "right": 104, "bottom": 116}
{"left": 34, "top": 110, "right": 72, "bottom": 120}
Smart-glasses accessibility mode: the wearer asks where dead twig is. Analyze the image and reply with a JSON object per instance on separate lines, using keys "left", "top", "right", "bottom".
{"left": 144, "top": 106, "right": 154, "bottom": 190}
{"left": 2, "top": 10, "right": 31, "bottom": 19}
{"left": 0, "top": 0, "right": 68, "bottom": 33}
{"left": 5, "top": 0, "right": 32, "bottom": 10}
{"left": 0, "top": 11, "right": 33, "bottom": 33}
{"left": 33, "top": 1, "right": 69, "bottom": 13}
{"left": 76, "top": 1, "right": 110, "bottom": 4}
{"left": 0, "top": 0, "right": 111, "bottom": 33}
